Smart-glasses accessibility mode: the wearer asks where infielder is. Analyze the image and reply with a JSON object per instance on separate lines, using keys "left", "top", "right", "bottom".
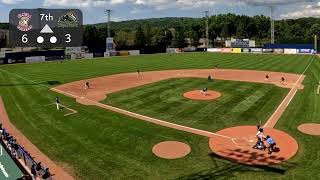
{"left": 56, "top": 97, "right": 60, "bottom": 110}
{"left": 85, "top": 81, "right": 90, "bottom": 90}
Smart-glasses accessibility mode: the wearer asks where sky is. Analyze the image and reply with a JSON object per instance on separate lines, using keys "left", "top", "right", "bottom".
{"left": 1, "top": 0, "right": 320, "bottom": 24}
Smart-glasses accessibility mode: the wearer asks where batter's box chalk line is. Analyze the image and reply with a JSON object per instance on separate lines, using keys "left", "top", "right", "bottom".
{"left": 231, "top": 136, "right": 256, "bottom": 147}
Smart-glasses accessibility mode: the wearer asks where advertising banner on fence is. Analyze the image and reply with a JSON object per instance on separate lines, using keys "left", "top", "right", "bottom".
{"left": 232, "top": 48, "right": 242, "bottom": 53}
{"left": 129, "top": 50, "right": 140, "bottom": 56}
{"left": 0, "top": 52, "right": 5, "bottom": 58}
{"left": 83, "top": 53, "right": 94, "bottom": 59}
{"left": 284, "top": 49, "right": 297, "bottom": 54}
{"left": 242, "top": 48, "right": 250, "bottom": 53}
{"left": 221, "top": 48, "right": 232, "bottom": 53}
{"left": 70, "top": 53, "right": 83, "bottom": 59}
{"left": 250, "top": 48, "right": 262, "bottom": 53}
{"left": 65, "top": 47, "right": 82, "bottom": 55}
{"left": 263, "top": 49, "right": 273, "bottom": 53}
{"left": 183, "top": 47, "right": 196, "bottom": 52}
{"left": 119, "top": 51, "right": 129, "bottom": 56}
{"left": 297, "top": 49, "right": 313, "bottom": 54}
{"left": 166, "top": 48, "right": 176, "bottom": 53}
{"left": 274, "top": 49, "right": 284, "bottom": 54}
{"left": 25, "top": 56, "right": 45, "bottom": 63}
{"left": 207, "top": 48, "right": 221, "bottom": 52}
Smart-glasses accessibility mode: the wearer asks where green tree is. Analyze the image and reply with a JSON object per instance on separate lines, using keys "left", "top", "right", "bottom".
{"left": 83, "top": 25, "right": 99, "bottom": 51}
{"left": 309, "top": 23, "right": 320, "bottom": 36}
{"left": 221, "top": 23, "right": 230, "bottom": 38}
{"left": 236, "top": 21, "right": 247, "bottom": 38}
{"left": 173, "top": 27, "right": 186, "bottom": 48}
{"left": 135, "top": 25, "right": 146, "bottom": 47}
{"left": 209, "top": 25, "right": 218, "bottom": 47}
{"left": 115, "top": 31, "right": 130, "bottom": 47}
{"left": 145, "top": 24, "right": 153, "bottom": 46}
{"left": 165, "top": 29, "right": 173, "bottom": 47}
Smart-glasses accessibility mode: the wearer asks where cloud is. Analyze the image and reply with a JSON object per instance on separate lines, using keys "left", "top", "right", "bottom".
{"left": 43, "top": 0, "right": 127, "bottom": 8}
{"left": 0, "top": 0, "right": 24, "bottom": 4}
{"left": 133, "top": 0, "right": 316, "bottom": 8}
{"left": 42, "top": 0, "right": 317, "bottom": 10}
{"left": 43, "top": 0, "right": 91, "bottom": 8}
{"left": 280, "top": 3, "right": 320, "bottom": 19}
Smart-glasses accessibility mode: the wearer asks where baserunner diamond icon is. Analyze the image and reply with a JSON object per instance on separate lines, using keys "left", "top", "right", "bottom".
{"left": 40, "top": 24, "right": 54, "bottom": 33}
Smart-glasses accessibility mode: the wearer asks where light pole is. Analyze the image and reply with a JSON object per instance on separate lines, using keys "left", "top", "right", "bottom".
{"left": 205, "top": 10, "right": 209, "bottom": 49}
{"left": 105, "top": 9, "right": 112, "bottom": 38}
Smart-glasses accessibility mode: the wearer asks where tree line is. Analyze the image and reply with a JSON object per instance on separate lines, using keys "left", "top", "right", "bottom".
{"left": 83, "top": 14, "right": 320, "bottom": 51}
{"left": 2, "top": 14, "right": 320, "bottom": 50}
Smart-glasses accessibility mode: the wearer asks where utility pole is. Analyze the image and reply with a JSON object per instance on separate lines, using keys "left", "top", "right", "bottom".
{"left": 270, "top": 6, "right": 275, "bottom": 44}
{"left": 105, "top": 9, "right": 112, "bottom": 38}
{"left": 205, "top": 10, "right": 209, "bottom": 49}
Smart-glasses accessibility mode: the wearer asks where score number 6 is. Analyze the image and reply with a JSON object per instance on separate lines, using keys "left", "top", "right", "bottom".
{"left": 22, "top": 34, "right": 28, "bottom": 43}
{"left": 65, "top": 34, "right": 71, "bottom": 43}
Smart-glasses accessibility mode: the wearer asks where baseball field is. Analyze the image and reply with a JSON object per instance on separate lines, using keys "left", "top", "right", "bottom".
{"left": 0, "top": 53, "right": 319, "bottom": 179}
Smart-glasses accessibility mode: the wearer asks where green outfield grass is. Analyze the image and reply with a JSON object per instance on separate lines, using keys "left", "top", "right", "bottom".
{"left": 103, "top": 78, "right": 289, "bottom": 132}
{"left": 0, "top": 53, "right": 319, "bottom": 179}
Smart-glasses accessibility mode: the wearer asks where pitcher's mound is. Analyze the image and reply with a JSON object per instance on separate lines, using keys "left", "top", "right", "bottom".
{"left": 209, "top": 126, "right": 298, "bottom": 165}
{"left": 183, "top": 90, "right": 221, "bottom": 100}
{"left": 152, "top": 141, "right": 191, "bottom": 159}
{"left": 298, "top": 123, "right": 320, "bottom": 136}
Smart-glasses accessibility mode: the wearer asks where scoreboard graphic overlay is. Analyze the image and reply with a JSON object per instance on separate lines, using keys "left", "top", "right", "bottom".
{"left": 9, "top": 9, "right": 83, "bottom": 47}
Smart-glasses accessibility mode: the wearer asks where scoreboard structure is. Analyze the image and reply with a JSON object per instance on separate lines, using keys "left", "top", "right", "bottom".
{"left": 9, "top": 9, "right": 83, "bottom": 47}
{"left": 225, "top": 38, "right": 255, "bottom": 48}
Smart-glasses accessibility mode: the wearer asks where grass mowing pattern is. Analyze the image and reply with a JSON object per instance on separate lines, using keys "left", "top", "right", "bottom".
{"left": 0, "top": 53, "right": 317, "bottom": 179}
{"left": 104, "top": 78, "right": 288, "bottom": 132}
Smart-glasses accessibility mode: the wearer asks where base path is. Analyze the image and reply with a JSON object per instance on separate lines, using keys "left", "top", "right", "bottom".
{"left": 209, "top": 126, "right": 298, "bottom": 165}
{"left": 53, "top": 69, "right": 303, "bottom": 102}
{"left": 0, "top": 97, "right": 74, "bottom": 180}
{"left": 52, "top": 69, "right": 305, "bottom": 165}
{"left": 52, "top": 69, "right": 304, "bottom": 138}
{"left": 183, "top": 90, "right": 222, "bottom": 100}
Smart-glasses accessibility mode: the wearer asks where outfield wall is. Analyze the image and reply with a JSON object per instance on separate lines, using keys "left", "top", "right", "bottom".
{"left": 206, "top": 48, "right": 315, "bottom": 55}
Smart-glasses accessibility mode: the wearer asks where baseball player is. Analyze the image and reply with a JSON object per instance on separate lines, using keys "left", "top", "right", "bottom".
{"left": 266, "top": 135, "right": 276, "bottom": 154}
{"left": 85, "top": 81, "right": 90, "bottom": 90}
{"left": 281, "top": 77, "right": 285, "bottom": 84}
{"left": 265, "top": 75, "right": 269, "bottom": 81}
{"left": 137, "top": 70, "right": 141, "bottom": 79}
{"left": 256, "top": 127, "right": 264, "bottom": 141}
{"left": 201, "top": 88, "right": 208, "bottom": 96}
{"left": 208, "top": 75, "right": 212, "bottom": 82}
{"left": 56, "top": 97, "right": 60, "bottom": 110}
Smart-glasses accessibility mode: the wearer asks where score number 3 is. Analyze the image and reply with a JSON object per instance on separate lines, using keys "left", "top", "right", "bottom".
{"left": 65, "top": 34, "right": 71, "bottom": 43}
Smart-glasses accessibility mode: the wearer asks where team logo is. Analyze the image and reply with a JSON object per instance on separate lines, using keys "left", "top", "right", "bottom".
{"left": 17, "top": 12, "right": 32, "bottom": 32}
{"left": 58, "top": 11, "right": 78, "bottom": 28}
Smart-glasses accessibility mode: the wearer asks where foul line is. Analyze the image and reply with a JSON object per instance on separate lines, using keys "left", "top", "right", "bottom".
{"left": 45, "top": 103, "right": 78, "bottom": 117}
{"left": 264, "top": 55, "right": 315, "bottom": 128}
{"left": 0, "top": 68, "right": 78, "bottom": 117}
{"left": 51, "top": 87, "right": 235, "bottom": 140}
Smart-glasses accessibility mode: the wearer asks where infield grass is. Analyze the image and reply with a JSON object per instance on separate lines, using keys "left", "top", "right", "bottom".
{"left": 0, "top": 53, "right": 319, "bottom": 179}
{"left": 104, "top": 78, "right": 289, "bottom": 132}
